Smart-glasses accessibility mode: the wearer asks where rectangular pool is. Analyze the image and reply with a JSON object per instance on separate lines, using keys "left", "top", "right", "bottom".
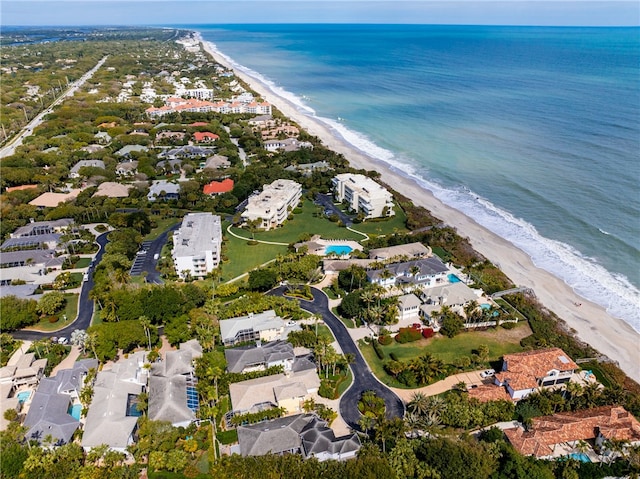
{"left": 68, "top": 403, "right": 82, "bottom": 421}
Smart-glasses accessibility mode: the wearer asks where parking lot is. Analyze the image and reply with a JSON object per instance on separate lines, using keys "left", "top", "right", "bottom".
{"left": 129, "top": 241, "right": 152, "bottom": 276}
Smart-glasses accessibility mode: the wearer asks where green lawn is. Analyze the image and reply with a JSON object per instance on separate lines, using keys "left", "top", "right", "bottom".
{"left": 331, "top": 307, "right": 355, "bottom": 329}
{"left": 336, "top": 368, "right": 353, "bottom": 397}
{"left": 74, "top": 257, "right": 91, "bottom": 268}
{"left": 29, "top": 293, "right": 79, "bottom": 332}
{"left": 359, "top": 325, "right": 531, "bottom": 388}
{"left": 348, "top": 203, "right": 409, "bottom": 236}
{"left": 220, "top": 227, "right": 287, "bottom": 282}
{"left": 240, "top": 199, "right": 364, "bottom": 244}
{"left": 145, "top": 217, "right": 180, "bottom": 241}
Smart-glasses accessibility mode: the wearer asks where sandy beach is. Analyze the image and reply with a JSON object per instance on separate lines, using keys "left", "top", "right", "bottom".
{"left": 198, "top": 35, "right": 640, "bottom": 384}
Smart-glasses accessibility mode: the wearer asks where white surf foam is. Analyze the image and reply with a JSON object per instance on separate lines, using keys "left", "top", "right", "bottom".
{"left": 202, "top": 35, "right": 640, "bottom": 332}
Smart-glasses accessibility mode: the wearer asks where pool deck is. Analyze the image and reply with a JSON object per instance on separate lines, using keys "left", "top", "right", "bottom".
{"left": 294, "top": 235, "right": 363, "bottom": 256}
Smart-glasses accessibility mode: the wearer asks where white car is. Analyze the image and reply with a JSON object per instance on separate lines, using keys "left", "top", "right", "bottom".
{"left": 58, "top": 337, "right": 68, "bottom": 345}
{"left": 480, "top": 369, "right": 496, "bottom": 378}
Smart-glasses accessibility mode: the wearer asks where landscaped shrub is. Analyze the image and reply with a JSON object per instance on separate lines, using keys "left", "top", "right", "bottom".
{"left": 318, "top": 379, "right": 335, "bottom": 399}
{"left": 372, "top": 340, "right": 385, "bottom": 360}
{"left": 378, "top": 335, "right": 392, "bottom": 345}
{"left": 422, "top": 327, "right": 435, "bottom": 338}
{"left": 395, "top": 327, "right": 422, "bottom": 343}
{"left": 389, "top": 352, "right": 399, "bottom": 361}
{"left": 501, "top": 321, "right": 517, "bottom": 329}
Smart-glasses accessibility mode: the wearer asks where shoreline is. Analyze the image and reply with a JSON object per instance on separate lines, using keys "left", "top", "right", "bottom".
{"left": 196, "top": 34, "right": 640, "bottom": 383}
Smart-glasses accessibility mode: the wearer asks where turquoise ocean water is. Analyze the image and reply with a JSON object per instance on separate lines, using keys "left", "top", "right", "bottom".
{"left": 193, "top": 25, "right": 640, "bottom": 330}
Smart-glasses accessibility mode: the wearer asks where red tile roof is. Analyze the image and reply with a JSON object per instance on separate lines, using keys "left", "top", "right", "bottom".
{"left": 505, "top": 406, "right": 640, "bottom": 457}
{"left": 203, "top": 178, "right": 234, "bottom": 195}
{"left": 6, "top": 184, "right": 38, "bottom": 193}
{"left": 193, "top": 131, "right": 219, "bottom": 142}
{"left": 467, "top": 384, "right": 513, "bottom": 403}
{"left": 495, "top": 348, "right": 578, "bottom": 392}
{"left": 190, "top": 122, "right": 209, "bottom": 126}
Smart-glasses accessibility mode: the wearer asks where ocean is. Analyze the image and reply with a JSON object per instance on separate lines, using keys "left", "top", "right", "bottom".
{"left": 193, "top": 24, "right": 640, "bottom": 330}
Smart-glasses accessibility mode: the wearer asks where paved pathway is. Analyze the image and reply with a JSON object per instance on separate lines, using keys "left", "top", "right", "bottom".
{"left": 225, "top": 224, "right": 289, "bottom": 246}
{"left": 50, "top": 345, "right": 81, "bottom": 376}
{"left": 390, "top": 370, "right": 488, "bottom": 403}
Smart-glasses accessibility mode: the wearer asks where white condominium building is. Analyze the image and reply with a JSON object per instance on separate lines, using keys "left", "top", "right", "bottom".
{"left": 172, "top": 213, "right": 222, "bottom": 279}
{"left": 332, "top": 173, "right": 395, "bottom": 219}
{"left": 241, "top": 179, "right": 302, "bottom": 231}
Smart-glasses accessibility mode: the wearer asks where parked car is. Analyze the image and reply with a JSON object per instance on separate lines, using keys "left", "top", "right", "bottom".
{"left": 57, "top": 337, "right": 68, "bottom": 345}
{"left": 480, "top": 369, "right": 496, "bottom": 378}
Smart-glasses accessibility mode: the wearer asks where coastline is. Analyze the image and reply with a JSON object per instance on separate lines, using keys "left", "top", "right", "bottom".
{"left": 197, "top": 35, "right": 640, "bottom": 384}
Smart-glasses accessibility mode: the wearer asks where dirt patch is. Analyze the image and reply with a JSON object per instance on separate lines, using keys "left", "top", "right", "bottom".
{"left": 473, "top": 323, "right": 532, "bottom": 343}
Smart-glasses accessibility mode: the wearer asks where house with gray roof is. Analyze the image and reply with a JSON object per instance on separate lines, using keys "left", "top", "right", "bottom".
{"left": 147, "top": 180, "right": 180, "bottom": 201}
{"left": 224, "top": 340, "right": 295, "bottom": 374}
{"left": 219, "top": 310, "right": 300, "bottom": 347}
{"left": 368, "top": 242, "right": 431, "bottom": 261}
{"left": 94, "top": 131, "right": 112, "bottom": 144}
{"left": 1, "top": 233, "right": 61, "bottom": 252}
{"left": 237, "top": 413, "right": 360, "bottom": 460}
{"left": 115, "top": 144, "right": 149, "bottom": 157}
{"left": 82, "top": 351, "right": 148, "bottom": 454}
{"left": 367, "top": 257, "right": 450, "bottom": 291}
{"left": 69, "top": 160, "right": 106, "bottom": 178}
{"left": 23, "top": 359, "right": 98, "bottom": 446}
{"left": 148, "top": 340, "right": 202, "bottom": 427}
{"left": 10, "top": 218, "right": 73, "bottom": 238}
{"left": 115, "top": 160, "right": 138, "bottom": 176}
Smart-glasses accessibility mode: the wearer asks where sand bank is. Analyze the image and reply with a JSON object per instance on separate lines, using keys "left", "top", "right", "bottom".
{"left": 198, "top": 36, "right": 640, "bottom": 383}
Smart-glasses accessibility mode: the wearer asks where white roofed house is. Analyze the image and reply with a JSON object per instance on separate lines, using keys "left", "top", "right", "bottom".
{"left": 397, "top": 293, "right": 422, "bottom": 323}
{"left": 241, "top": 179, "right": 302, "bottom": 231}
{"left": 81, "top": 351, "right": 148, "bottom": 455}
{"left": 366, "top": 257, "right": 449, "bottom": 292}
{"left": 115, "top": 160, "right": 138, "bottom": 177}
{"left": 147, "top": 180, "right": 180, "bottom": 201}
{"left": 219, "top": 310, "right": 300, "bottom": 347}
{"left": 172, "top": 213, "right": 222, "bottom": 280}
{"left": 332, "top": 173, "right": 395, "bottom": 220}
{"left": 224, "top": 340, "right": 296, "bottom": 374}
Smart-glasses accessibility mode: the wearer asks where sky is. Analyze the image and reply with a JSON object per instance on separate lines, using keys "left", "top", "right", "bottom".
{"left": 1, "top": 0, "right": 639, "bottom": 27}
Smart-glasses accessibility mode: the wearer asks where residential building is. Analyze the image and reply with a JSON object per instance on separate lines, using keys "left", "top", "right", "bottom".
{"left": 263, "top": 138, "right": 313, "bottom": 152}
{"left": 92, "top": 182, "right": 132, "bottom": 198}
{"left": 397, "top": 294, "right": 422, "bottom": 322}
{"left": 493, "top": 348, "right": 579, "bottom": 400}
{"left": 241, "top": 179, "right": 302, "bottom": 231}
{"left": 366, "top": 257, "right": 449, "bottom": 291}
{"left": 332, "top": 173, "right": 394, "bottom": 220}
{"left": 229, "top": 368, "right": 320, "bottom": 416}
{"left": 237, "top": 413, "right": 360, "bottom": 460}
{"left": 203, "top": 178, "right": 234, "bottom": 196}
{"left": 504, "top": 406, "right": 640, "bottom": 459}
{"left": 284, "top": 161, "right": 330, "bottom": 177}
{"left": 158, "top": 145, "right": 214, "bottom": 160}
{"left": 155, "top": 131, "right": 186, "bottom": 141}
{"left": 94, "top": 131, "right": 111, "bottom": 144}
{"left": 419, "top": 282, "right": 480, "bottom": 309}
{"left": 219, "top": 310, "right": 300, "bottom": 347}
{"left": 193, "top": 131, "right": 219, "bottom": 143}
{"left": 23, "top": 359, "right": 98, "bottom": 445}
{"left": 148, "top": 340, "right": 202, "bottom": 428}
{"left": 114, "top": 144, "right": 148, "bottom": 157}
{"left": 202, "top": 154, "right": 230, "bottom": 170}
{"left": 0, "top": 349, "right": 47, "bottom": 391}
{"left": 224, "top": 341, "right": 296, "bottom": 374}
{"left": 172, "top": 213, "right": 222, "bottom": 280}
{"left": 145, "top": 98, "right": 271, "bottom": 118}
{"left": 81, "top": 352, "right": 148, "bottom": 454}
{"left": 28, "top": 190, "right": 82, "bottom": 208}
{"left": 69, "top": 160, "right": 105, "bottom": 178}
{"left": 147, "top": 180, "right": 180, "bottom": 201}
{"left": 115, "top": 160, "right": 138, "bottom": 176}
{"left": 10, "top": 218, "right": 73, "bottom": 238}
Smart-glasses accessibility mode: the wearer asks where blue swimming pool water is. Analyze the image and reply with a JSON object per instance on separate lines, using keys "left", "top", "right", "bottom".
{"left": 68, "top": 404, "right": 82, "bottom": 421}
{"left": 569, "top": 452, "right": 591, "bottom": 463}
{"left": 448, "top": 274, "right": 461, "bottom": 283}
{"left": 16, "top": 390, "right": 31, "bottom": 403}
{"left": 126, "top": 394, "right": 142, "bottom": 417}
{"left": 325, "top": 245, "right": 353, "bottom": 256}
{"left": 481, "top": 303, "right": 491, "bottom": 310}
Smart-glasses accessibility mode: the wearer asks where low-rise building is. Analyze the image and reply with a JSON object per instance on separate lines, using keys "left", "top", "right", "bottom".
{"left": 219, "top": 310, "right": 300, "bottom": 347}
{"left": 148, "top": 340, "right": 202, "bottom": 428}
{"left": 237, "top": 413, "right": 360, "bottom": 460}
{"left": 241, "top": 179, "right": 302, "bottom": 231}
{"left": 494, "top": 348, "right": 578, "bottom": 400}
{"left": 193, "top": 131, "right": 219, "bottom": 143}
{"left": 332, "top": 173, "right": 394, "bottom": 220}
{"left": 224, "top": 341, "right": 296, "bottom": 374}
{"left": 69, "top": 160, "right": 105, "bottom": 178}
{"left": 82, "top": 352, "right": 148, "bottom": 455}
{"left": 23, "top": 359, "right": 98, "bottom": 445}
{"left": 147, "top": 180, "right": 180, "bottom": 201}
{"left": 203, "top": 178, "right": 234, "bottom": 196}
{"left": 368, "top": 242, "right": 431, "bottom": 261}
{"left": 366, "top": 257, "right": 449, "bottom": 291}
{"left": 115, "top": 160, "right": 138, "bottom": 177}
{"left": 263, "top": 138, "right": 313, "bottom": 152}
{"left": 172, "top": 213, "right": 222, "bottom": 280}
{"left": 504, "top": 406, "right": 640, "bottom": 459}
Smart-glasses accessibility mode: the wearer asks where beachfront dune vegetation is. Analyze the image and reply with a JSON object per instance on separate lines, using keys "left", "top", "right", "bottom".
{"left": 1, "top": 27, "right": 639, "bottom": 479}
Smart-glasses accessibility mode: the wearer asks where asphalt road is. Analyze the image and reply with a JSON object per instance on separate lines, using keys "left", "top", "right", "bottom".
{"left": 315, "top": 193, "right": 353, "bottom": 227}
{"left": 12, "top": 232, "right": 109, "bottom": 342}
{"left": 130, "top": 222, "right": 181, "bottom": 283}
{"left": 270, "top": 286, "right": 405, "bottom": 430}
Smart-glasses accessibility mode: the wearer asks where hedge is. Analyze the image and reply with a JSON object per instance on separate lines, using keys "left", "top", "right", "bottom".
{"left": 372, "top": 340, "right": 385, "bottom": 360}
{"left": 395, "top": 328, "right": 422, "bottom": 343}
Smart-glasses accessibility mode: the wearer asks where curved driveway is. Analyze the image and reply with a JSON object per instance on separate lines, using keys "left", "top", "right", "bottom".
{"left": 270, "top": 286, "right": 404, "bottom": 430}
{"left": 12, "top": 232, "right": 109, "bottom": 341}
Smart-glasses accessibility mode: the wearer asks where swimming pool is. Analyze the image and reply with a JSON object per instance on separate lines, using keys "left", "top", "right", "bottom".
{"left": 448, "top": 274, "right": 461, "bottom": 283}
{"left": 568, "top": 452, "right": 591, "bottom": 463}
{"left": 325, "top": 245, "right": 353, "bottom": 256}
{"left": 16, "top": 390, "right": 31, "bottom": 403}
{"left": 481, "top": 303, "right": 491, "bottom": 310}
{"left": 68, "top": 403, "right": 82, "bottom": 421}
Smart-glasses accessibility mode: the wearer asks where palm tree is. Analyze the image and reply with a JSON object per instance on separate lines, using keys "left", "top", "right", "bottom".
{"left": 407, "top": 392, "right": 430, "bottom": 417}
{"left": 139, "top": 316, "right": 152, "bottom": 351}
